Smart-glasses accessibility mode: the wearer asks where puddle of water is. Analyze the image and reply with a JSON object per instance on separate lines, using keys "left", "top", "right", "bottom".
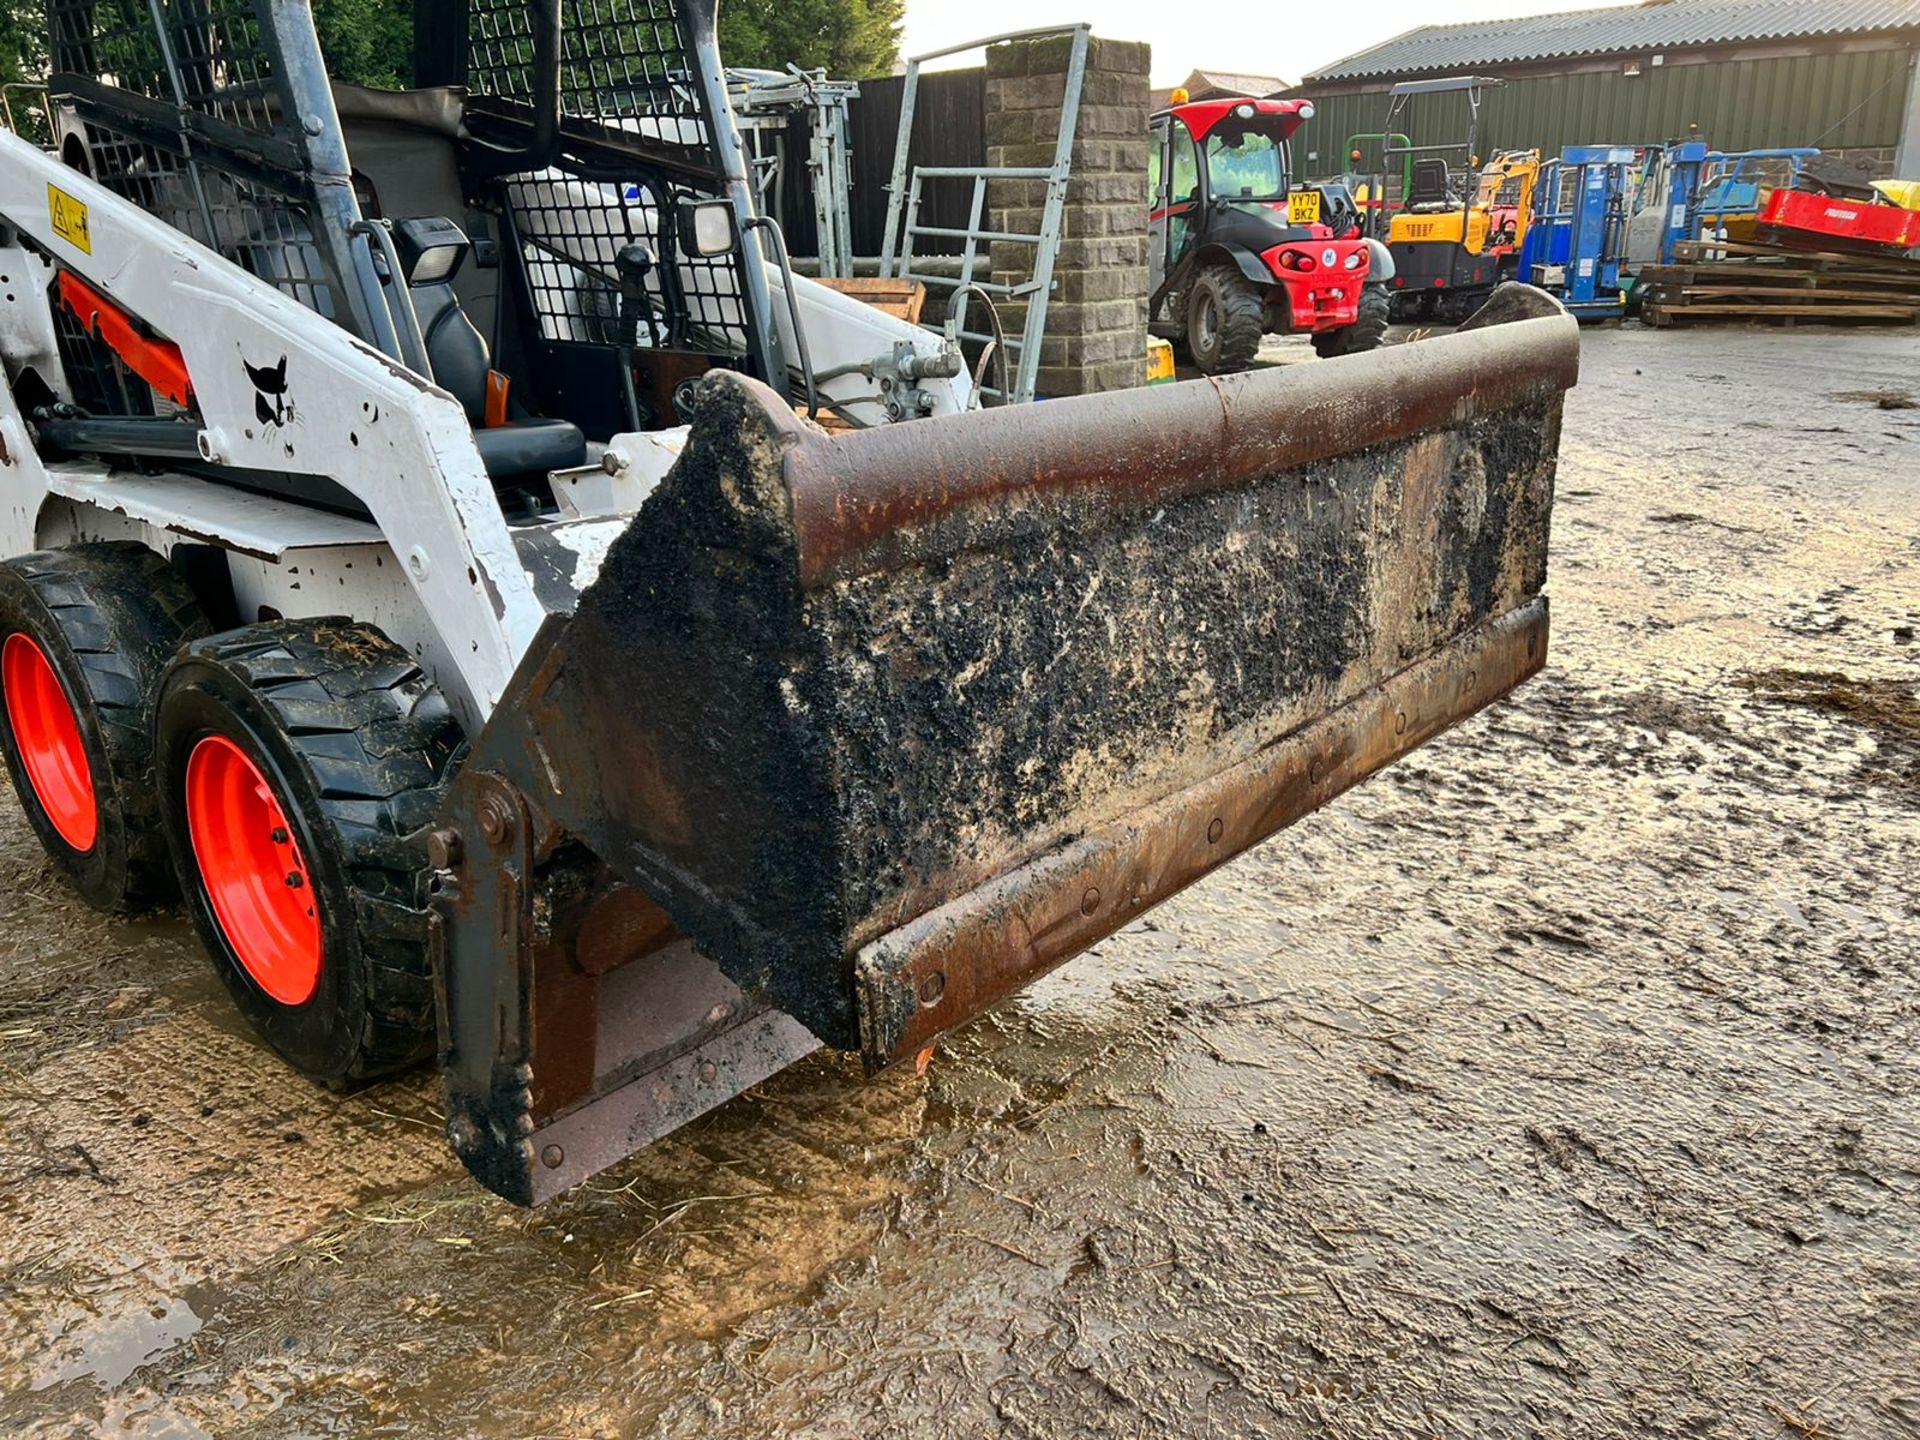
{"left": 31, "top": 1292, "right": 203, "bottom": 1392}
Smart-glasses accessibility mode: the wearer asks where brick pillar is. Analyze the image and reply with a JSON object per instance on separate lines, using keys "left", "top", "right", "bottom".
{"left": 984, "top": 35, "right": 1150, "bottom": 398}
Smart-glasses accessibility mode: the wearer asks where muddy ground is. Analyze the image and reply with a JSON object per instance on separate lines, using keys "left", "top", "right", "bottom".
{"left": 2, "top": 324, "right": 1917, "bottom": 1438}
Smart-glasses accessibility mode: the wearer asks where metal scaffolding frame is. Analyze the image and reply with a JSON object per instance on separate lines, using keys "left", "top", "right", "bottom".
{"left": 730, "top": 67, "right": 859, "bottom": 279}
{"left": 878, "top": 23, "right": 1090, "bottom": 404}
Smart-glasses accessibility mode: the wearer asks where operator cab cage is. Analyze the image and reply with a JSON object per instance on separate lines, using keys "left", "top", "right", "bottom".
{"left": 42, "top": 0, "right": 784, "bottom": 448}
{"left": 1153, "top": 97, "right": 1315, "bottom": 143}
{"left": 1151, "top": 98, "right": 1316, "bottom": 211}
{"left": 1149, "top": 98, "right": 1326, "bottom": 224}
{"left": 1149, "top": 97, "right": 1366, "bottom": 244}
{"left": 1382, "top": 75, "right": 1504, "bottom": 212}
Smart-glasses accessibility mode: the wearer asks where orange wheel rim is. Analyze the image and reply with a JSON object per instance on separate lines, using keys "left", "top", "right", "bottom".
{"left": 3, "top": 632, "right": 98, "bottom": 851}
{"left": 184, "top": 734, "right": 322, "bottom": 1005}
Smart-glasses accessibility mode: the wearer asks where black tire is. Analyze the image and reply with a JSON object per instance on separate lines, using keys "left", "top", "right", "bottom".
{"left": 1437, "top": 289, "right": 1481, "bottom": 326}
{"left": 154, "top": 619, "right": 461, "bottom": 1088}
{"left": 1388, "top": 289, "right": 1434, "bottom": 325}
{"left": 1313, "top": 284, "right": 1392, "bottom": 359}
{"left": 0, "top": 544, "right": 209, "bottom": 911}
{"left": 1186, "top": 264, "right": 1265, "bottom": 375}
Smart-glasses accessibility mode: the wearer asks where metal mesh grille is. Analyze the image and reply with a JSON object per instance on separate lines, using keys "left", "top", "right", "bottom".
{"left": 50, "top": 0, "right": 282, "bottom": 134}
{"left": 78, "top": 116, "right": 338, "bottom": 319}
{"left": 505, "top": 173, "right": 746, "bottom": 354}
{"left": 465, "top": 2, "right": 755, "bottom": 360}
{"left": 468, "top": 0, "right": 700, "bottom": 126}
{"left": 48, "top": 0, "right": 343, "bottom": 331}
{"left": 49, "top": 284, "right": 144, "bottom": 417}
{"left": 49, "top": 0, "right": 169, "bottom": 101}
{"left": 162, "top": 0, "right": 279, "bottom": 133}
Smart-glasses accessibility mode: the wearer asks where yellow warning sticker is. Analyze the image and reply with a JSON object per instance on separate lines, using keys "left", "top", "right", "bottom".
{"left": 48, "top": 184, "right": 91, "bottom": 254}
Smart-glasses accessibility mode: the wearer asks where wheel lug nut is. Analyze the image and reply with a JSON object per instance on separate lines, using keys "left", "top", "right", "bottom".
{"left": 270, "top": 827, "right": 289, "bottom": 844}
{"left": 284, "top": 872, "right": 303, "bottom": 889}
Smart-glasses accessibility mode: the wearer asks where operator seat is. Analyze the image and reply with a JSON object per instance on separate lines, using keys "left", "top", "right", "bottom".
{"left": 238, "top": 213, "right": 575, "bottom": 488}
{"left": 328, "top": 85, "right": 587, "bottom": 485}
{"left": 410, "top": 278, "right": 587, "bottom": 482}
{"left": 1407, "top": 158, "right": 1459, "bottom": 211}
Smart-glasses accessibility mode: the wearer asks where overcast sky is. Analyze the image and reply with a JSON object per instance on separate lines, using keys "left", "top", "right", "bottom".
{"left": 899, "top": 0, "right": 1624, "bottom": 86}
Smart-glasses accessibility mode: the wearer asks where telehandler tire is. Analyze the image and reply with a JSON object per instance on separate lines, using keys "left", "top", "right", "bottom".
{"left": 1186, "top": 263, "right": 1265, "bottom": 375}
{"left": 0, "top": 544, "right": 209, "bottom": 912}
{"left": 1313, "top": 284, "right": 1391, "bottom": 359}
{"left": 153, "top": 619, "right": 461, "bottom": 1089}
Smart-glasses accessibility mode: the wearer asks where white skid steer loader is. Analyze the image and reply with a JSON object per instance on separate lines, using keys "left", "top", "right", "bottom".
{"left": 0, "top": 0, "right": 1577, "bottom": 1202}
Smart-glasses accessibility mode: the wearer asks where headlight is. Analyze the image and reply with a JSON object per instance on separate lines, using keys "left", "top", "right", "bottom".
{"left": 677, "top": 198, "right": 737, "bottom": 258}
{"left": 1298, "top": 102, "right": 1316, "bottom": 121}
{"left": 392, "top": 216, "right": 471, "bottom": 287}
{"left": 1343, "top": 250, "right": 1365, "bottom": 270}
{"left": 408, "top": 244, "right": 463, "bottom": 286}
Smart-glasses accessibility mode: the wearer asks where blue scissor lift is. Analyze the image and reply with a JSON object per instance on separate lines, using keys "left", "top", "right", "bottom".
{"left": 1519, "top": 145, "right": 1638, "bottom": 319}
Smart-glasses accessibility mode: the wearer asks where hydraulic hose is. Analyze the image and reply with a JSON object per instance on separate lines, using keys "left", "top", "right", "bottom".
{"left": 949, "top": 283, "right": 1009, "bottom": 410}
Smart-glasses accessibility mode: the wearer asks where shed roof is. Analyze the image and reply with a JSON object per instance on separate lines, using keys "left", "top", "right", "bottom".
{"left": 1151, "top": 68, "right": 1290, "bottom": 113}
{"left": 1305, "top": 0, "right": 1920, "bottom": 82}
{"left": 1185, "top": 68, "right": 1289, "bottom": 96}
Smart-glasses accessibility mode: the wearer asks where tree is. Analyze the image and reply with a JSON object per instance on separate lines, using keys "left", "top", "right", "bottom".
{"left": 312, "top": 0, "right": 908, "bottom": 87}
{"left": 0, "top": 0, "right": 409, "bottom": 92}
{"left": 312, "top": 0, "right": 414, "bottom": 89}
{"left": 717, "top": 0, "right": 903, "bottom": 79}
{"left": 0, "top": 0, "right": 905, "bottom": 99}
{"left": 0, "top": 0, "right": 44, "bottom": 89}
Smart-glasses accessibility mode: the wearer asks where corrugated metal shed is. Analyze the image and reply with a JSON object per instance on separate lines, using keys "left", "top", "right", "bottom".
{"left": 1308, "top": 0, "right": 1920, "bottom": 81}
{"left": 1292, "top": 44, "right": 1912, "bottom": 175}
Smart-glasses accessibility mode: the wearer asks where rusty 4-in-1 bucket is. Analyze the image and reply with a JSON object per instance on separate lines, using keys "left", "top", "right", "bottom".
{"left": 431, "top": 285, "right": 1578, "bottom": 1203}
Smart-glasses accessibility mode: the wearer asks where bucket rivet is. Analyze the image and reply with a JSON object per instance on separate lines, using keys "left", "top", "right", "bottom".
{"left": 1206, "top": 817, "right": 1224, "bottom": 845}
{"left": 697, "top": 1060, "right": 718, "bottom": 1084}
{"left": 1080, "top": 887, "right": 1101, "bottom": 917}
{"left": 1465, "top": 670, "right": 1478, "bottom": 691}
{"left": 919, "top": 971, "right": 946, "bottom": 1006}
{"left": 540, "top": 1143, "right": 564, "bottom": 1169}
{"left": 704, "top": 1001, "right": 734, "bottom": 1027}
{"left": 1394, "top": 710, "right": 1408, "bottom": 736}
{"left": 1309, "top": 757, "right": 1324, "bottom": 785}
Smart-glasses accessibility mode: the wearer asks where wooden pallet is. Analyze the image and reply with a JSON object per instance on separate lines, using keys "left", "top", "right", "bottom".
{"left": 1640, "top": 236, "right": 1920, "bottom": 327}
{"left": 1670, "top": 237, "right": 1920, "bottom": 270}
{"left": 809, "top": 276, "right": 928, "bottom": 325}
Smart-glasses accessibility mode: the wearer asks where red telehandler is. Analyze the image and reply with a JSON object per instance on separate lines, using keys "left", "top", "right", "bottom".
{"left": 1150, "top": 95, "right": 1394, "bottom": 373}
